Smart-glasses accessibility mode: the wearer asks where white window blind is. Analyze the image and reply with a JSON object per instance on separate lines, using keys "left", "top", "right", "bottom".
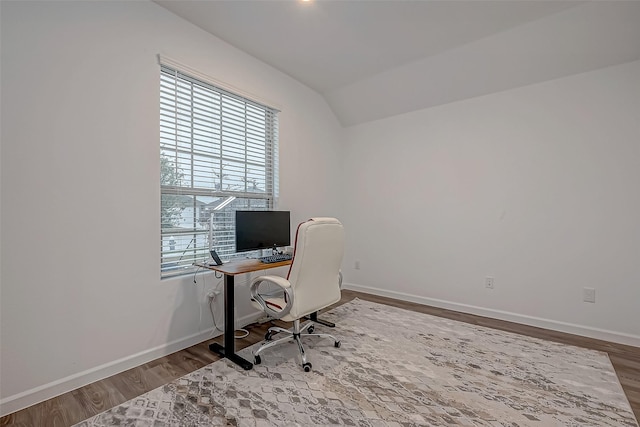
{"left": 160, "top": 64, "right": 279, "bottom": 277}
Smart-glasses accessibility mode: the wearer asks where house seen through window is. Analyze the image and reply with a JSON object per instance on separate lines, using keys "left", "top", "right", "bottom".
{"left": 160, "top": 64, "right": 279, "bottom": 277}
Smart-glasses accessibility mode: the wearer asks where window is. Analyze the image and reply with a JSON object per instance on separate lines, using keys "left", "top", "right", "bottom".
{"left": 160, "top": 64, "right": 279, "bottom": 277}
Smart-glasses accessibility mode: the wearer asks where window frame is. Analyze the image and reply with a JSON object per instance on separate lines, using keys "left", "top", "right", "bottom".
{"left": 159, "top": 62, "right": 279, "bottom": 278}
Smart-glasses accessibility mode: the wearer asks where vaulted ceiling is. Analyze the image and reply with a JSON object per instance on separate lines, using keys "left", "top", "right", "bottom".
{"left": 155, "top": 1, "right": 640, "bottom": 126}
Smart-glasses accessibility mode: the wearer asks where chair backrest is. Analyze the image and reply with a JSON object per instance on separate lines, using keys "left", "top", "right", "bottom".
{"left": 286, "top": 217, "right": 344, "bottom": 320}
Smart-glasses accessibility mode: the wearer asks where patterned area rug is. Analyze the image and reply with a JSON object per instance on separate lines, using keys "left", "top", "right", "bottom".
{"left": 74, "top": 299, "right": 638, "bottom": 426}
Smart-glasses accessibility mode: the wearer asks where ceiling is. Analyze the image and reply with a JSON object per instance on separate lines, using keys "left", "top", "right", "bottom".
{"left": 155, "top": 0, "right": 640, "bottom": 126}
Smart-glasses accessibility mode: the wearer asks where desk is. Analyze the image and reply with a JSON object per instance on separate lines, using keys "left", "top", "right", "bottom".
{"left": 196, "top": 258, "right": 292, "bottom": 370}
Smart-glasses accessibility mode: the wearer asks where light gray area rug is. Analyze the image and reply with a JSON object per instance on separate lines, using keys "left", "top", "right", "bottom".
{"left": 75, "top": 299, "right": 638, "bottom": 426}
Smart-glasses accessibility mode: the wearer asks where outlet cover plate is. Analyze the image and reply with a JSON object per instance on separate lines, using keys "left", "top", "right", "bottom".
{"left": 583, "top": 287, "right": 596, "bottom": 303}
{"left": 485, "top": 277, "right": 494, "bottom": 289}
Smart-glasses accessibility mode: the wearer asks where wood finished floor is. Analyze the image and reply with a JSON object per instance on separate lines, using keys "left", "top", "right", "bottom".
{"left": 2, "top": 290, "right": 638, "bottom": 426}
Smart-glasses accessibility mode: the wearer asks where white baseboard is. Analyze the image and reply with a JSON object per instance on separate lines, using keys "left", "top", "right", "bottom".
{"left": 343, "top": 282, "right": 640, "bottom": 348}
{"left": 0, "top": 311, "right": 260, "bottom": 418}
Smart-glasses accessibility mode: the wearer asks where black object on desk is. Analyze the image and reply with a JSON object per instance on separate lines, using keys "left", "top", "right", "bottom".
{"left": 259, "top": 253, "right": 292, "bottom": 264}
{"left": 210, "top": 250, "right": 223, "bottom": 266}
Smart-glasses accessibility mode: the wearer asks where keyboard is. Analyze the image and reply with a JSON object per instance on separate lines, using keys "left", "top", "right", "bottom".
{"left": 259, "top": 253, "right": 293, "bottom": 264}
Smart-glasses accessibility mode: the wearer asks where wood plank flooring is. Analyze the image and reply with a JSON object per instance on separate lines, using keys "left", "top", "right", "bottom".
{"left": 2, "top": 290, "right": 638, "bottom": 426}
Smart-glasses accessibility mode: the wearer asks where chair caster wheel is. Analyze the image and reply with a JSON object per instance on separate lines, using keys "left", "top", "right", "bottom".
{"left": 307, "top": 325, "right": 314, "bottom": 334}
{"left": 265, "top": 331, "right": 274, "bottom": 341}
{"left": 334, "top": 341, "right": 341, "bottom": 348}
{"left": 254, "top": 355, "right": 261, "bottom": 365}
{"left": 303, "top": 362, "right": 312, "bottom": 372}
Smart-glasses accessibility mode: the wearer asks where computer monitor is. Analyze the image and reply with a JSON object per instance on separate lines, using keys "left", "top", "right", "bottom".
{"left": 235, "top": 210, "right": 291, "bottom": 253}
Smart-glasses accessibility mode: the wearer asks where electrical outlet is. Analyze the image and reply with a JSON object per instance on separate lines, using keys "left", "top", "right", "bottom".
{"left": 355, "top": 260, "right": 361, "bottom": 270}
{"left": 485, "top": 277, "right": 494, "bottom": 289}
{"left": 583, "top": 287, "right": 596, "bottom": 303}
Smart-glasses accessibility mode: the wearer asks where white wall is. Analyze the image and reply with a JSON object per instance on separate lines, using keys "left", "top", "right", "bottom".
{"left": 0, "top": 0, "right": 343, "bottom": 414}
{"left": 342, "top": 60, "right": 640, "bottom": 347}
{"left": 2, "top": 0, "right": 639, "bottom": 418}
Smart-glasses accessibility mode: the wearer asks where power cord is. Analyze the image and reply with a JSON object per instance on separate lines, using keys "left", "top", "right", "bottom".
{"left": 208, "top": 292, "right": 222, "bottom": 333}
{"left": 235, "top": 328, "right": 249, "bottom": 339}
{"left": 193, "top": 265, "right": 203, "bottom": 283}
{"left": 195, "top": 266, "right": 223, "bottom": 335}
{"left": 205, "top": 288, "right": 249, "bottom": 339}
{"left": 195, "top": 265, "right": 251, "bottom": 340}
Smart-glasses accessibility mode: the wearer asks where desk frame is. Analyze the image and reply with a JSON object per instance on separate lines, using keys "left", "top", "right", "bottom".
{"left": 196, "top": 258, "right": 292, "bottom": 370}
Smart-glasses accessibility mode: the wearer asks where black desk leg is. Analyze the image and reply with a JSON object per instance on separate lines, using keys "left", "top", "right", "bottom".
{"left": 309, "top": 311, "right": 335, "bottom": 328}
{"left": 208, "top": 274, "right": 253, "bottom": 370}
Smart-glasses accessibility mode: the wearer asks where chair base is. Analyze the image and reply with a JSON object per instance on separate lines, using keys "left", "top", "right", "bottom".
{"left": 253, "top": 319, "right": 340, "bottom": 371}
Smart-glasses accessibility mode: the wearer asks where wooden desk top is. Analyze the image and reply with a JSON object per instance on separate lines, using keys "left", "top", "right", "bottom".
{"left": 195, "top": 258, "right": 292, "bottom": 276}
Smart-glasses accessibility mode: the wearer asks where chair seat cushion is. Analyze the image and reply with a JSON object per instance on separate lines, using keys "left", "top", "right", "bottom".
{"left": 251, "top": 296, "right": 289, "bottom": 315}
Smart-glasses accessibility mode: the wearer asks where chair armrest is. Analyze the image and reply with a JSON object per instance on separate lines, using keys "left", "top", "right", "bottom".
{"left": 250, "top": 275, "right": 294, "bottom": 319}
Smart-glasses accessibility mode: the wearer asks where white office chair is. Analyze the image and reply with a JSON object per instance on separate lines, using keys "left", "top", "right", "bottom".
{"left": 250, "top": 217, "right": 344, "bottom": 372}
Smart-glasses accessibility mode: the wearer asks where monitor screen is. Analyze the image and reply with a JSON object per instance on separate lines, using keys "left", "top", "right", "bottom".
{"left": 235, "top": 210, "right": 291, "bottom": 253}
